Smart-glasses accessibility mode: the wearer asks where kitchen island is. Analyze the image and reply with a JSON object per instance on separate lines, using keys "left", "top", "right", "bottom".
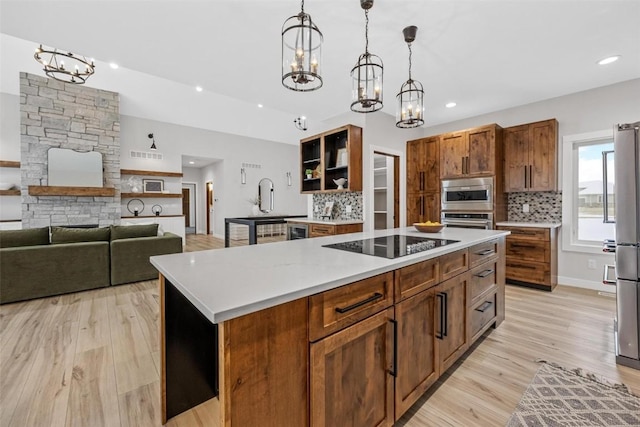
{"left": 152, "top": 227, "right": 509, "bottom": 426}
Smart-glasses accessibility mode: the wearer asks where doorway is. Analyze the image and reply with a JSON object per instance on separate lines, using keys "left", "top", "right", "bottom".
{"left": 205, "top": 182, "right": 214, "bottom": 235}
{"left": 373, "top": 151, "right": 400, "bottom": 230}
{"left": 182, "top": 183, "right": 196, "bottom": 235}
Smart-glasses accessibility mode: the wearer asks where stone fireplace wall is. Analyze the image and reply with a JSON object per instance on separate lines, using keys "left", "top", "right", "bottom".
{"left": 20, "top": 72, "right": 121, "bottom": 228}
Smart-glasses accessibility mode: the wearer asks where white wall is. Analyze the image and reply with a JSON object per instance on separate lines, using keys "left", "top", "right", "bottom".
{"left": 420, "top": 78, "right": 640, "bottom": 291}
{"left": 119, "top": 115, "right": 307, "bottom": 238}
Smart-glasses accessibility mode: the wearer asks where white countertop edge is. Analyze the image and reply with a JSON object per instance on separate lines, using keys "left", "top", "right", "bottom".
{"left": 496, "top": 222, "right": 561, "bottom": 229}
{"left": 284, "top": 217, "right": 364, "bottom": 225}
{"left": 152, "top": 228, "right": 509, "bottom": 324}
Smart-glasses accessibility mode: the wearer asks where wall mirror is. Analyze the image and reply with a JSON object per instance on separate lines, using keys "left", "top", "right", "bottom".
{"left": 258, "top": 178, "right": 274, "bottom": 213}
{"left": 48, "top": 148, "right": 103, "bottom": 187}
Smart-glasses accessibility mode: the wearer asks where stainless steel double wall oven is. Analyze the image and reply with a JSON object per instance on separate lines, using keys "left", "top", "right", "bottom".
{"left": 441, "top": 177, "right": 494, "bottom": 229}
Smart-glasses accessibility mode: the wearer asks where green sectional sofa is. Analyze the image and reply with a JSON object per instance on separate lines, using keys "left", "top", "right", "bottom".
{"left": 0, "top": 224, "right": 182, "bottom": 304}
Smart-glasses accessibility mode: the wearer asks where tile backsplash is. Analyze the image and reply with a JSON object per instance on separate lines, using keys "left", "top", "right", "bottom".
{"left": 508, "top": 191, "right": 562, "bottom": 223}
{"left": 312, "top": 192, "right": 363, "bottom": 220}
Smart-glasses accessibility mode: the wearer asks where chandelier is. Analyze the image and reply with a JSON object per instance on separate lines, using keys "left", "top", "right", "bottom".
{"left": 282, "top": 0, "right": 323, "bottom": 92}
{"left": 351, "top": 0, "right": 383, "bottom": 113}
{"left": 396, "top": 26, "right": 424, "bottom": 128}
{"left": 34, "top": 44, "right": 95, "bottom": 84}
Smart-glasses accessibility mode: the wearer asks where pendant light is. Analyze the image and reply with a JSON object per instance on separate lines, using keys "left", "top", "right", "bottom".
{"left": 351, "top": 0, "right": 383, "bottom": 113}
{"left": 396, "top": 26, "right": 424, "bottom": 128}
{"left": 282, "top": 0, "right": 323, "bottom": 92}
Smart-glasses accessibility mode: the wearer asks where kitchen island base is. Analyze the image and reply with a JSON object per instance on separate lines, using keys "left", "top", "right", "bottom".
{"left": 159, "top": 234, "right": 507, "bottom": 426}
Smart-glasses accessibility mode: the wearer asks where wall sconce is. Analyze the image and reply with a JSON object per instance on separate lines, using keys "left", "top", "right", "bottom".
{"left": 286, "top": 171, "right": 292, "bottom": 186}
{"left": 241, "top": 167, "right": 246, "bottom": 184}
{"left": 294, "top": 116, "right": 307, "bottom": 131}
{"left": 148, "top": 133, "right": 157, "bottom": 150}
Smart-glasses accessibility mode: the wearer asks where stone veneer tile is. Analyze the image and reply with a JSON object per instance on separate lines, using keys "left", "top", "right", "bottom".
{"left": 20, "top": 72, "right": 121, "bottom": 228}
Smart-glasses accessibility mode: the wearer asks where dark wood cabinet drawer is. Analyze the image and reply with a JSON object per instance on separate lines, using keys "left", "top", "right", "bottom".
{"left": 469, "top": 261, "right": 497, "bottom": 302}
{"left": 505, "top": 260, "right": 550, "bottom": 285}
{"left": 499, "top": 226, "right": 549, "bottom": 241}
{"left": 309, "top": 272, "right": 393, "bottom": 341}
{"left": 468, "top": 240, "right": 499, "bottom": 268}
{"left": 439, "top": 249, "right": 469, "bottom": 282}
{"left": 505, "top": 239, "right": 549, "bottom": 263}
{"left": 395, "top": 258, "right": 439, "bottom": 302}
{"left": 310, "top": 224, "right": 336, "bottom": 237}
{"left": 470, "top": 292, "right": 496, "bottom": 341}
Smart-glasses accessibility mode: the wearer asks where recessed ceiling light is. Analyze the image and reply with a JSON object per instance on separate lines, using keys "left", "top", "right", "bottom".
{"left": 445, "top": 102, "right": 457, "bottom": 108}
{"left": 597, "top": 55, "right": 621, "bottom": 65}
{"left": 196, "top": 86, "right": 203, "bottom": 92}
{"left": 109, "top": 63, "right": 119, "bottom": 69}
{"left": 189, "top": 161, "right": 195, "bottom": 165}
{"left": 258, "top": 104, "right": 264, "bottom": 108}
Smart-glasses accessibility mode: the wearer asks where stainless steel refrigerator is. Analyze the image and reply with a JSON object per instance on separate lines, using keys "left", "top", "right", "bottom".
{"left": 614, "top": 121, "right": 640, "bottom": 370}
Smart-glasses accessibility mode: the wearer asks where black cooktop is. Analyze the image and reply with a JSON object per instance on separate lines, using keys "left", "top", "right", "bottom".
{"left": 323, "top": 235, "right": 459, "bottom": 259}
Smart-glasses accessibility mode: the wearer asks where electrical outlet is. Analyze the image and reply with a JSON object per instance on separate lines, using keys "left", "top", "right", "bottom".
{"left": 522, "top": 203, "right": 530, "bottom": 213}
{"left": 314, "top": 205, "right": 319, "bottom": 213}
{"left": 346, "top": 205, "right": 352, "bottom": 214}
{"left": 588, "top": 259, "right": 596, "bottom": 270}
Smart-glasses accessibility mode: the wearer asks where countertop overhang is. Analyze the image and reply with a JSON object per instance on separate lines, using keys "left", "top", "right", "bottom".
{"left": 151, "top": 227, "right": 509, "bottom": 324}
{"left": 284, "top": 217, "right": 364, "bottom": 225}
{"left": 496, "top": 221, "right": 561, "bottom": 229}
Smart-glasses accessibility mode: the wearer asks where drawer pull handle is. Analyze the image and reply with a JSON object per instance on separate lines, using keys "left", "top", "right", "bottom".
{"left": 335, "top": 292, "right": 383, "bottom": 314}
{"left": 475, "top": 301, "right": 493, "bottom": 313}
{"left": 507, "top": 263, "right": 537, "bottom": 270}
{"left": 474, "top": 249, "right": 494, "bottom": 256}
{"left": 475, "top": 269, "right": 494, "bottom": 278}
{"left": 510, "top": 244, "right": 536, "bottom": 249}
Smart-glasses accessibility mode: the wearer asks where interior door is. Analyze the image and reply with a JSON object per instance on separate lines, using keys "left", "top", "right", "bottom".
{"left": 182, "top": 188, "right": 190, "bottom": 227}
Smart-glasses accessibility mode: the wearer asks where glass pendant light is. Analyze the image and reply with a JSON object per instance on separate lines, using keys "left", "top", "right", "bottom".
{"left": 350, "top": 0, "right": 383, "bottom": 113}
{"left": 396, "top": 26, "right": 424, "bottom": 128}
{"left": 282, "top": 0, "right": 323, "bottom": 92}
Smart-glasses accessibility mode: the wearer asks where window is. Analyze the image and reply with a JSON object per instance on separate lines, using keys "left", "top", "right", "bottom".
{"left": 562, "top": 129, "right": 615, "bottom": 253}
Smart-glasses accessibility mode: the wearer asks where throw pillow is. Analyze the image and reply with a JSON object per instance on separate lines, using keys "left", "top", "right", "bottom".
{"left": 111, "top": 224, "right": 159, "bottom": 240}
{"left": 0, "top": 226, "right": 50, "bottom": 248}
{"left": 50, "top": 226, "right": 111, "bottom": 244}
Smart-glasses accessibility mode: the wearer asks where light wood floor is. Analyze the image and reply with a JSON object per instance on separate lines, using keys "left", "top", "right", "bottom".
{"left": 1, "top": 234, "right": 639, "bottom": 426}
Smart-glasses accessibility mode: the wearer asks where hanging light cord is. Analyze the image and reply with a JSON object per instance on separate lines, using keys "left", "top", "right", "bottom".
{"left": 300, "top": 0, "right": 304, "bottom": 13}
{"left": 364, "top": 9, "right": 370, "bottom": 54}
{"left": 407, "top": 42, "right": 413, "bottom": 80}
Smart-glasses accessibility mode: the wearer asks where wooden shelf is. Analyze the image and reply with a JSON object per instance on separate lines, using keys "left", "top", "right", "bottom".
{"left": 28, "top": 186, "right": 116, "bottom": 197}
{"left": 120, "top": 169, "right": 183, "bottom": 178}
{"left": 121, "top": 192, "right": 183, "bottom": 199}
{"left": 0, "top": 190, "right": 20, "bottom": 196}
{"left": 0, "top": 161, "right": 20, "bottom": 168}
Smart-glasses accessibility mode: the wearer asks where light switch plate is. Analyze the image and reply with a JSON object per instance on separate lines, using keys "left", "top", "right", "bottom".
{"left": 346, "top": 205, "right": 352, "bottom": 213}
{"left": 522, "top": 203, "right": 530, "bottom": 213}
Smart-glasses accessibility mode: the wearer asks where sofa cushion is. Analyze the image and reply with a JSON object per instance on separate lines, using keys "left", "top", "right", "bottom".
{"left": 0, "top": 227, "right": 50, "bottom": 248}
{"left": 111, "top": 224, "right": 159, "bottom": 240}
{"left": 51, "top": 226, "right": 111, "bottom": 244}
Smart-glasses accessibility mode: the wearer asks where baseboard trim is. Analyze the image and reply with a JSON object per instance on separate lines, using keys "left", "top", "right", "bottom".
{"left": 557, "top": 275, "right": 616, "bottom": 293}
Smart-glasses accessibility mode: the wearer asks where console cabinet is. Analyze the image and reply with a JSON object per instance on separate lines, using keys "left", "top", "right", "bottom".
{"left": 301, "top": 125, "right": 362, "bottom": 194}
{"left": 504, "top": 119, "right": 558, "bottom": 192}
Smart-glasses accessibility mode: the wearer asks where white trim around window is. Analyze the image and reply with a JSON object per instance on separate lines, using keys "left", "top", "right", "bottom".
{"left": 561, "top": 128, "right": 614, "bottom": 254}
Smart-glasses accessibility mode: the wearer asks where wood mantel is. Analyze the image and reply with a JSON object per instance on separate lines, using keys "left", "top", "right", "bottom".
{"left": 28, "top": 186, "right": 117, "bottom": 197}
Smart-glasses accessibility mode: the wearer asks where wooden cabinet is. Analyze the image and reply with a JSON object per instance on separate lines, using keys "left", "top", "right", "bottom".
{"left": 406, "top": 137, "right": 440, "bottom": 224}
{"left": 504, "top": 119, "right": 558, "bottom": 192}
{"left": 497, "top": 225, "right": 558, "bottom": 291}
{"left": 307, "top": 222, "right": 363, "bottom": 238}
{"left": 435, "top": 272, "right": 469, "bottom": 374}
{"left": 440, "top": 124, "right": 502, "bottom": 179}
{"left": 467, "top": 239, "right": 501, "bottom": 343}
{"left": 301, "top": 124, "right": 363, "bottom": 194}
{"left": 395, "top": 288, "right": 438, "bottom": 418}
{"left": 310, "top": 307, "right": 395, "bottom": 427}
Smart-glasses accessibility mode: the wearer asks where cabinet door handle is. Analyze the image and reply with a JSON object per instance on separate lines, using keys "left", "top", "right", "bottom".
{"left": 389, "top": 318, "right": 398, "bottom": 377}
{"left": 524, "top": 166, "right": 528, "bottom": 188}
{"left": 436, "top": 293, "right": 444, "bottom": 339}
{"left": 419, "top": 171, "right": 424, "bottom": 191}
{"left": 529, "top": 165, "right": 533, "bottom": 188}
{"left": 475, "top": 301, "right": 493, "bottom": 313}
{"left": 475, "top": 269, "right": 494, "bottom": 278}
{"left": 474, "top": 249, "right": 494, "bottom": 256}
{"left": 335, "top": 292, "right": 383, "bottom": 314}
{"left": 466, "top": 157, "right": 470, "bottom": 174}
{"left": 442, "top": 291, "right": 448, "bottom": 337}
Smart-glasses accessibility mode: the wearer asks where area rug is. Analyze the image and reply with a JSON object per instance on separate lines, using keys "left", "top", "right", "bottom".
{"left": 506, "top": 360, "right": 640, "bottom": 426}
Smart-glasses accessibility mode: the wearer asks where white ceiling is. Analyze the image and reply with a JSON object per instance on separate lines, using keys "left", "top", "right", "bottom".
{"left": 1, "top": 0, "right": 639, "bottom": 134}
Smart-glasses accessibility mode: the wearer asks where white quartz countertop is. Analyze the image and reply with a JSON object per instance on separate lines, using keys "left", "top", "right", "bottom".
{"left": 496, "top": 222, "right": 561, "bottom": 229}
{"left": 151, "top": 227, "right": 509, "bottom": 324}
{"left": 284, "top": 217, "right": 364, "bottom": 225}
